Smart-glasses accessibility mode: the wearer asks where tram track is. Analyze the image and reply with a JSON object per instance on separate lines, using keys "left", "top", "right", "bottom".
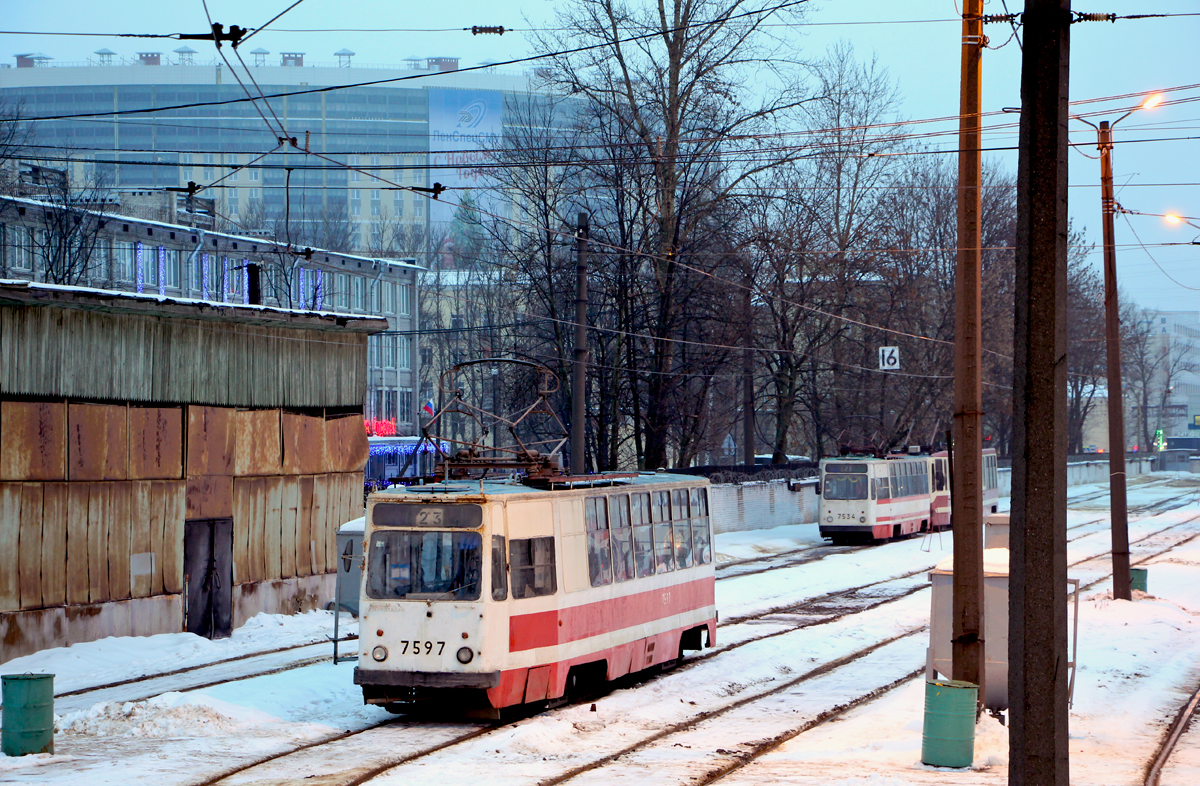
{"left": 56, "top": 484, "right": 1190, "bottom": 709}
{"left": 1144, "top": 676, "right": 1200, "bottom": 786}
{"left": 182, "top": 504, "right": 1200, "bottom": 786}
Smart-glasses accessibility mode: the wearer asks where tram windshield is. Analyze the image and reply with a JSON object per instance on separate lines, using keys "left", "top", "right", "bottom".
{"left": 366, "top": 530, "right": 482, "bottom": 601}
{"left": 822, "top": 472, "right": 869, "bottom": 500}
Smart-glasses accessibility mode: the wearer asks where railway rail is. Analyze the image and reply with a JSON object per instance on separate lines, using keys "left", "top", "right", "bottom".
{"left": 182, "top": 507, "right": 1200, "bottom": 786}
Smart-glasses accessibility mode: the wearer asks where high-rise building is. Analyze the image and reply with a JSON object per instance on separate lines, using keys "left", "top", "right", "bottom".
{"left": 0, "top": 51, "right": 539, "bottom": 250}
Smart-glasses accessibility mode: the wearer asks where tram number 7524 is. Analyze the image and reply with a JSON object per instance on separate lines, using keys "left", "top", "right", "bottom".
{"left": 400, "top": 640, "right": 446, "bottom": 655}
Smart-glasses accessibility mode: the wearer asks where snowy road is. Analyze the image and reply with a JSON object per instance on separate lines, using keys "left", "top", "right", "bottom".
{"left": 3, "top": 473, "right": 1200, "bottom": 785}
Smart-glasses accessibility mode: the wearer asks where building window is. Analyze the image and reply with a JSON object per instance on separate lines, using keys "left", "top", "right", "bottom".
{"left": 399, "top": 336, "right": 411, "bottom": 369}
{"left": 421, "top": 346, "right": 432, "bottom": 367}
{"left": 350, "top": 189, "right": 361, "bottom": 217}
{"left": 393, "top": 192, "right": 404, "bottom": 218}
{"left": 352, "top": 275, "right": 365, "bottom": 310}
{"left": 381, "top": 281, "right": 396, "bottom": 313}
{"left": 114, "top": 240, "right": 135, "bottom": 280}
{"left": 10, "top": 227, "right": 33, "bottom": 272}
{"left": 228, "top": 189, "right": 239, "bottom": 216}
{"left": 413, "top": 198, "right": 423, "bottom": 217}
{"left": 162, "top": 247, "right": 181, "bottom": 289}
{"left": 335, "top": 272, "right": 348, "bottom": 310}
{"left": 350, "top": 155, "right": 361, "bottom": 182}
{"left": 228, "top": 153, "right": 240, "bottom": 179}
{"left": 179, "top": 153, "right": 192, "bottom": 182}
{"left": 203, "top": 153, "right": 214, "bottom": 180}
{"left": 229, "top": 260, "right": 245, "bottom": 300}
{"left": 399, "top": 283, "right": 411, "bottom": 316}
{"left": 381, "top": 335, "right": 397, "bottom": 368}
{"left": 249, "top": 167, "right": 260, "bottom": 182}
{"left": 398, "top": 389, "right": 413, "bottom": 425}
{"left": 370, "top": 190, "right": 381, "bottom": 216}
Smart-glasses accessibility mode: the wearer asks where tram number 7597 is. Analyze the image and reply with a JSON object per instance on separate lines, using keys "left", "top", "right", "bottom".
{"left": 399, "top": 640, "right": 446, "bottom": 655}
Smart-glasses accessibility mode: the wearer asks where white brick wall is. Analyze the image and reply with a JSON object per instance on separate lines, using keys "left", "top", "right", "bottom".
{"left": 710, "top": 478, "right": 819, "bottom": 534}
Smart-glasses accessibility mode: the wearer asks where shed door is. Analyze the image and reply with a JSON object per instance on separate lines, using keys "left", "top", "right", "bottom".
{"left": 184, "top": 518, "right": 233, "bottom": 639}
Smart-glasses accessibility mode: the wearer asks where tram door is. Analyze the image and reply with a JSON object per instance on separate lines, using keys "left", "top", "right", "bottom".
{"left": 184, "top": 518, "right": 234, "bottom": 639}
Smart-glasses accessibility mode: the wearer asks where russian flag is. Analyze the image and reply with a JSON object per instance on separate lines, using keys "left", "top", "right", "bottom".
{"left": 422, "top": 399, "right": 436, "bottom": 416}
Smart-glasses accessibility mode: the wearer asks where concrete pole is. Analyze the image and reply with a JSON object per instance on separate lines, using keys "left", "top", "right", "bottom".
{"left": 1009, "top": 1, "right": 1071, "bottom": 783}
{"left": 951, "top": 0, "right": 986, "bottom": 699}
{"left": 572, "top": 212, "right": 589, "bottom": 476}
{"left": 743, "top": 266, "right": 755, "bottom": 466}
{"left": 1098, "top": 122, "right": 1133, "bottom": 600}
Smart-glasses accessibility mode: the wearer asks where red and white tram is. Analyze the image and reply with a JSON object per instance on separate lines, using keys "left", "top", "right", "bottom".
{"left": 354, "top": 472, "right": 716, "bottom": 716}
{"left": 818, "top": 449, "right": 999, "bottom": 545}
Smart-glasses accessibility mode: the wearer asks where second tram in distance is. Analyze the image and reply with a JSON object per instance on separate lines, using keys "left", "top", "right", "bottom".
{"left": 818, "top": 449, "right": 999, "bottom": 544}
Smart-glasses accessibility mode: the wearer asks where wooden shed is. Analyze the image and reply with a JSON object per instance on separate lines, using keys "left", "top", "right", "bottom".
{"left": 0, "top": 280, "right": 387, "bottom": 662}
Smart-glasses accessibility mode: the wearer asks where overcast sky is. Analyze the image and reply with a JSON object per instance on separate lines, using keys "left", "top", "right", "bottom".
{"left": 5, "top": 0, "right": 1198, "bottom": 311}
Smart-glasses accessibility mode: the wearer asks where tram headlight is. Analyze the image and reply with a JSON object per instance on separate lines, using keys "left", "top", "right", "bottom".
{"left": 372, "top": 646, "right": 388, "bottom": 662}
{"left": 860, "top": 516, "right": 866, "bottom": 523}
{"left": 456, "top": 646, "right": 474, "bottom": 664}
{"left": 826, "top": 516, "right": 832, "bottom": 523}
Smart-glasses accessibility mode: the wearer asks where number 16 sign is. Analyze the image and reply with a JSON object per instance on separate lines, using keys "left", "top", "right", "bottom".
{"left": 878, "top": 346, "right": 900, "bottom": 370}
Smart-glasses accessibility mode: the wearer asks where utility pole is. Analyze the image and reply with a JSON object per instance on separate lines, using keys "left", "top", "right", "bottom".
{"left": 1098, "top": 120, "right": 1133, "bottom": 600}
{"left": 1077, "top": 94, "right": 1163, "bottom": 597}
{"left": 572, "top": 212, "right": 589, "bottom": 476}
{"left": 743, "top": 265, "right": 755, "bottom": 466}
{"left": 951, "top": 0, "right": 986, "bottom": 699}
{"left": 1010, "top": 1, "right": 1071, "bottom": 783}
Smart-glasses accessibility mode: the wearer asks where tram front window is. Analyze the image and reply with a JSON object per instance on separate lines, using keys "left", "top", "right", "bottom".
{"left": 823, "top": 474, "right": 868, "bottom": 500}
{"left": 366, "top": 530, "right": 483, "bottom": 600}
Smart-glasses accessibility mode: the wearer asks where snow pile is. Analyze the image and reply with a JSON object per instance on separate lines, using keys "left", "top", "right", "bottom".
{"left": 57, "top": 692, "right": 279, "bottom": 738}
{"left": 0, "top": 753, "right": 77, "bottom": 772}
{"left": 1, "top": 610, "right": 353, "bottom": 694}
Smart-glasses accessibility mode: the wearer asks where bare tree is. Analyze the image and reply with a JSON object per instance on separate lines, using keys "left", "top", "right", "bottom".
{"left": 25, "top": 167, "right": 113, "bottom": 286}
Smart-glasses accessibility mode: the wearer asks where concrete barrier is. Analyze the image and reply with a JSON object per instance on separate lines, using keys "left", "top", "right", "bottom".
{"left": 711, "top": 459, "right": 1158, "bottom": 534}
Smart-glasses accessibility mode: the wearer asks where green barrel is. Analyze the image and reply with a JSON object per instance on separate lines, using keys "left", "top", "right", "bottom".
{"left": 921, "top": 678, "right": 976, "bottom": 768}
{"left": 2, "top": 674, "right": 55, "bottom": 756}
{"left": 1131, "top": 567, "right": 1148, "bottom": 593}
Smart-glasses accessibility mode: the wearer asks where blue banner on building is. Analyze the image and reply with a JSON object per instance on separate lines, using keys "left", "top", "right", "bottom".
{"left": 427, "top": 88, "right": 503, "bottom": 225}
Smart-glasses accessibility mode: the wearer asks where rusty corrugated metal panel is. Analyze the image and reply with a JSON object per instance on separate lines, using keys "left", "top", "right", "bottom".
{"left": 128, "top": 406, "right": 183, "bottom": 480}
{"left": 40, "top": 483, "right": 68, "bottom": 608}
{"left": 186, "top": 406, "right": 235, "bottom": 477}
{"left": 67, "top": 403, "right": 128, "bottom": 481}
{"left": 282, "top": 413, "right": 325, "bottom": 475}
{"left": 0, "top": 401, "right": 67, "bottom": 481}
{"left": 161, "top": 480, "right": 185, "bottom": 595}
{"left": 324, "top": 414, "right": 369, "bottom": 473}
{"left": 234, "top": 410, "right": 282, "bottom": 476}
{"left": 279, "top": 477, "right": 299, "bottom": 579}
{"left": 1, "top": 302, "right": 373, "bottom": 409}
{"left": 0, "top": 484, "right": 20, "bottom": 611}
{"left": 65, "top": 484, "right": 90, "bottom": 605}
{"left": 18, "top": 483, "right": 43, "bottom": 609}
{"left": 263, "top": 476, "right": 284, "bottom": 581}
{"left": 185, "top": 474, "right": 232, "bottom": 520}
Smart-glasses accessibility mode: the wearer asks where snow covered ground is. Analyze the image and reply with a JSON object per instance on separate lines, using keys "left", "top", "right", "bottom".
{"left": 3, "top": 474, "right": 1199, "bottom": 785}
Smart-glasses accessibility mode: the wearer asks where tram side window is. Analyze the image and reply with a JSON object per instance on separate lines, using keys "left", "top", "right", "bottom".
{"left": 876, "top": 475, "right": 891, "bottom": 500}
{"left": 689, "top": 487, "right": 712, "bottom": 565}
{"left": 934, "top": 459, "right": 947, "bottom": 491}
{"left": 672, "top": 488, "right": 694, "bottom": 568}
{"left": 491, "top": 535, "right": 508, "bottom": 601}
{"left": 631, "top": 492, "right": 655, "bottom": 578}
{"left": 609, "top": 495, "right": 635, "bottom": 582}
{"left": 510, "top": 537, "right": 557, "bottom": 598}
{"left": 585, "top": 496, "right": 613, "bottom": 587}
{"left": 652, "top": 490, "right": 676, "bottom": 572}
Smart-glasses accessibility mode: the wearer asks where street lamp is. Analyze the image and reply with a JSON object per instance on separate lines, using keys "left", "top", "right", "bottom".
{"left": 1074, "top": 93, "right": 1162, "bottom": 601}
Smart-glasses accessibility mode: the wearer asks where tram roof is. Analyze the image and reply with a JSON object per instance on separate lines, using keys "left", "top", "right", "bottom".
{"left": 374, "top": 471, "right": 705, "bottom": 499}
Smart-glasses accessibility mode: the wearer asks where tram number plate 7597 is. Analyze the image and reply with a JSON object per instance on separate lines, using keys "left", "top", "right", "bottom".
{"left": 399, "top": 640, "right": 446, "bottom": 655}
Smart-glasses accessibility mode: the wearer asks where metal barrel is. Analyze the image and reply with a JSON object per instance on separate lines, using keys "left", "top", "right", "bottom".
{"left": 1, "top": 674, "right": 55, "bottom": 756}
{"left": 1131, "top": 567, "right": 1149, "bottom": 593}
{"left": 921, "top": 678, "right": 976, "bottom": 768}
